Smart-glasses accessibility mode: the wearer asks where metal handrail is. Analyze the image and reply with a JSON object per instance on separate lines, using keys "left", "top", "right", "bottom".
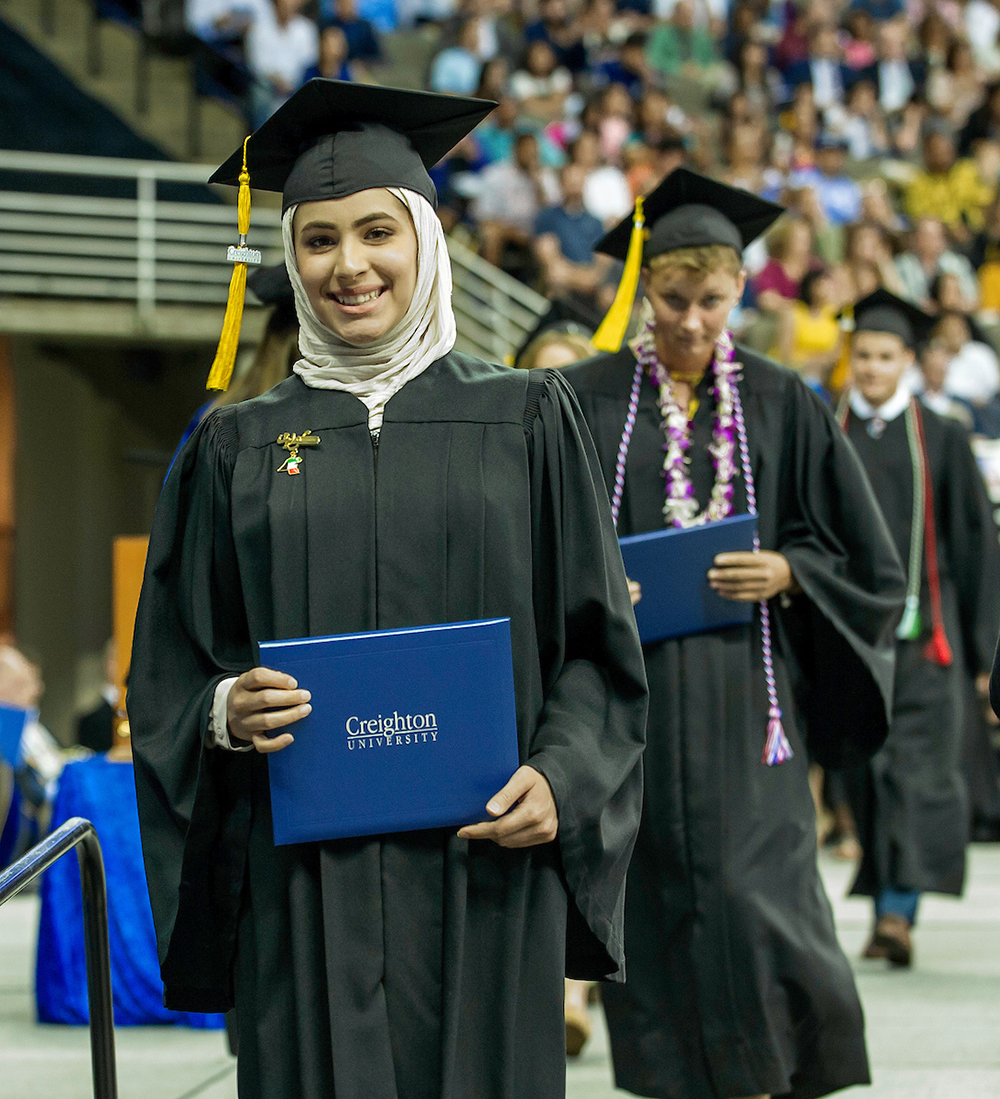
{"left": 0, "top": 817, "right": 117, "bottom": 1099}
{"left": 0, "top": 150, "right": 548, "bottom": 359}
{"left": 0, "top": 149, "right": 217, "bottom": 183}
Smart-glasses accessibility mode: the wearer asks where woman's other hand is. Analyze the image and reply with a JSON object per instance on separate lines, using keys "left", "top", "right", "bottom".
{"left": 227, "top": 667, "right": 312, "bottom": 754}
{"left": 628, "top": 578, "right": 642, "bottom": 606}
{"left": 458, "top": 765, "right": 559, "bottom": 848}
{"left": 708, "top": 551, "right": 794, "bottom": 602}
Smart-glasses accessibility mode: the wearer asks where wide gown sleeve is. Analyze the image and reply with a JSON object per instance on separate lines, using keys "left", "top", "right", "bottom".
{"left": 523, "top": 369, "right": 648, "bottom": 982}
{"left": 774, "top": 381, "right": 907, "bottom": 770}
{"left": 941, "top": 418, "right": 1000, "bottom": 675}
{"left": 128, "top": 407, "right": 255, "bottom": 1013}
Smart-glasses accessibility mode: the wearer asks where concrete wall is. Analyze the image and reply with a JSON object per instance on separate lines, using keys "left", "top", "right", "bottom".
{"left": 11, "top": 339, "right": 198, "bottom": 743}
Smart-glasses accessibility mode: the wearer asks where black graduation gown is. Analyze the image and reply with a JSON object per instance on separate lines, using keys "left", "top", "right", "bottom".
{"left": 562, "top": 347, "right": 906, "bottom": 1099}
{"left": 843, "top": 403, "right": 1000, "bottom": 899}
{"left": 127, "top": 353, "right": 648, "bottom": 1099}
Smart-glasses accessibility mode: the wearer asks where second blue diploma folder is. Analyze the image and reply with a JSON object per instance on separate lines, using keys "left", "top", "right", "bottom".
{"left": 619, "top": 513, "right": 757, "bottom": 644}
{"left": 259, "top": 618, "right": 520, "bottom": 845}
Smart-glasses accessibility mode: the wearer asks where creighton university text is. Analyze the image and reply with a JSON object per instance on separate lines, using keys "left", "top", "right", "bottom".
{"left": 345, "top": 712, "right": 440, "bottom": 750}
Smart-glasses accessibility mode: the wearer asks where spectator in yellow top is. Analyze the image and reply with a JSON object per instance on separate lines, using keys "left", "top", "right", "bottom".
{"left": 905, "top": 128, "right": 995, "bottom": 242}
{"left": 973, "top": 194, "right": 1000, "bottom": 316}
{"left": 774, "top": 267, "right": 843, "bottom": 391}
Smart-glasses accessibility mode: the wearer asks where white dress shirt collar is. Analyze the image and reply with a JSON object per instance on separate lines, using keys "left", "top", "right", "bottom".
{"left": 849, "top": 381, "right": 912, "bottom": 423}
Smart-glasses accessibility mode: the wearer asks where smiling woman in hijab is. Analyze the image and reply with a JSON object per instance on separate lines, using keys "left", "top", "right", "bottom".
{"left": 126, "top": 80, "right": 647, "bottom": 1099}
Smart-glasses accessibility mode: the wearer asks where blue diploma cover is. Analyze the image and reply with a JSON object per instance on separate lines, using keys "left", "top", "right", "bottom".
{"left": 0, "top": 703, "right": 27, "bottom": 768}
{"left": 259, "top": 618, "right": 520, "bottom": 845}
{"left": 619, "top": 513, "right": 757, "bottom": 644}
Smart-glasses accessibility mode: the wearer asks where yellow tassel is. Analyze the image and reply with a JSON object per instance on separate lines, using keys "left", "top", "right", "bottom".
{"left": 593, "top": 195, "right": 646, "bottom": 354}
{"left": 207, "top": 136, "right": 259, "bottom": 391}
{"left": 206, "top": 262, "right": 248, "bottom": 391}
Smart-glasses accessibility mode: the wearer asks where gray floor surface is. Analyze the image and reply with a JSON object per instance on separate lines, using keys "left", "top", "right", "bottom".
{"left": 2, "top": 846, "right": 999, "bottom": 1098}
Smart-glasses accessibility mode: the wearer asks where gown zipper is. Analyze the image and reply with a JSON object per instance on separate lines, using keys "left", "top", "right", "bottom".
{"left": 371, "top": 428, "right": 379, "bottom": 627}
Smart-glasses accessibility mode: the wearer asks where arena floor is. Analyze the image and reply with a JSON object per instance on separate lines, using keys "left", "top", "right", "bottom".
{"left": 2, "top": 849, "right": 999, "bottom": 1099}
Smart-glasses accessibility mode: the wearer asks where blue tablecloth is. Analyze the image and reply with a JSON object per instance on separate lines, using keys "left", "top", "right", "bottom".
{"left": 35, "top": 756, "right": 225, "bottom": 1028}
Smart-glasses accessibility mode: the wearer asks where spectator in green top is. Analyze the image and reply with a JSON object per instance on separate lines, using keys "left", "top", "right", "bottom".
{"left": 646, "top": 0, "right": 718, "bottom": 81}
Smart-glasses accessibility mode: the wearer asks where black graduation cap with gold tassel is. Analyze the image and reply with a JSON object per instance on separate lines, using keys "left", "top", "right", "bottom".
{"left": 205, "top": 79, "right": 495, "bottom": 391}
{"left": 592, "top": 168, "right": 785, "bottom": 353}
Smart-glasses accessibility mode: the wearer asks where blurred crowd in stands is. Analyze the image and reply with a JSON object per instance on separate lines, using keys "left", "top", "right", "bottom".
{"left": 184, "top": 0, "right": 1000, "bottom": 436}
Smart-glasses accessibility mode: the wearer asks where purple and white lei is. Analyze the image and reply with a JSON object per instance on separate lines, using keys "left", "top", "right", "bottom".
{"left": 632, "top": 323, "right": 740, "bottom": 529}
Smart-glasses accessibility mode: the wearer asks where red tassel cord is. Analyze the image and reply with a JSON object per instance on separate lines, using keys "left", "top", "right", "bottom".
{"left": 912, "top": 402, "right": 954, "bottom": 667}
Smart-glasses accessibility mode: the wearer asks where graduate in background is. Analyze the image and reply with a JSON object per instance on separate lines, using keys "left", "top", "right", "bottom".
{"left": 127, "top": 80, "right": 647, "bottom": 1099}
{"left": 562, "top": 169, "right": 906, "bottom": 1099}
{"left": 75, "top": 639, "right": 118, "bottom": 753}
{"left": 837, "top": 289, "right": 1000, "bottom": 967}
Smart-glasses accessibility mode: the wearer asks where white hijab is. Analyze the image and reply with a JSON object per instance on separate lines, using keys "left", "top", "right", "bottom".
{"left": 282, "top": 187, "right": 456, "bottom": 430}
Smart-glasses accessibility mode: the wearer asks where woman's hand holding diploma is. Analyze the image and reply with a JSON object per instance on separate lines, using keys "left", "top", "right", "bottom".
{"left": 459, "top": 766, "right": 559, "bottom": 848}
{"left": 227, "top": 667, "right": 312, "bottom": 753}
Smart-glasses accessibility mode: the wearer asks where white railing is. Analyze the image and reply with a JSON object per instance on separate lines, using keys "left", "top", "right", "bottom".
{"left": 0, "top": 150, "right": 547, "bottom": 362}
{"left": 446, "top": 237, "right": 548, "bottom": 363}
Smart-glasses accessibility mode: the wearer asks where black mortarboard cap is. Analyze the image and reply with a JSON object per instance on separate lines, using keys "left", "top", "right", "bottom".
{"left": 596, "top": 167, "right": 785, "bottom": 262}
{"left": 853, "top": 288, "right": 935, "bottom": 347}
{"left": 210, "top": 79, "right": 495, "bottom": 212}
{"left": 247, "top": 262, "right": 293, "bottom": 306}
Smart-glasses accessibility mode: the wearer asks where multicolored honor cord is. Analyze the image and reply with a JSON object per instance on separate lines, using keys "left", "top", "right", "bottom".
{"left": 896, "top": 402, "right": 926, "bottom": 640}
{"left": 611, "top": 334, "right": 793, "bottom": 766}
{"left": 912, "top": 401, "right": 954, "bottom": 666}
{"left": 836, "top": 395, "right": 953, "bottom": 667}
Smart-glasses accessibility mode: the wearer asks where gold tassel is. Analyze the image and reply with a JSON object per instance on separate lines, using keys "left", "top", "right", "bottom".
{"left": 592, "top": 195, "right": 646, "bottom": 354}
{"left": 207, "top": 136, "right": 261, "bottom": 391}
